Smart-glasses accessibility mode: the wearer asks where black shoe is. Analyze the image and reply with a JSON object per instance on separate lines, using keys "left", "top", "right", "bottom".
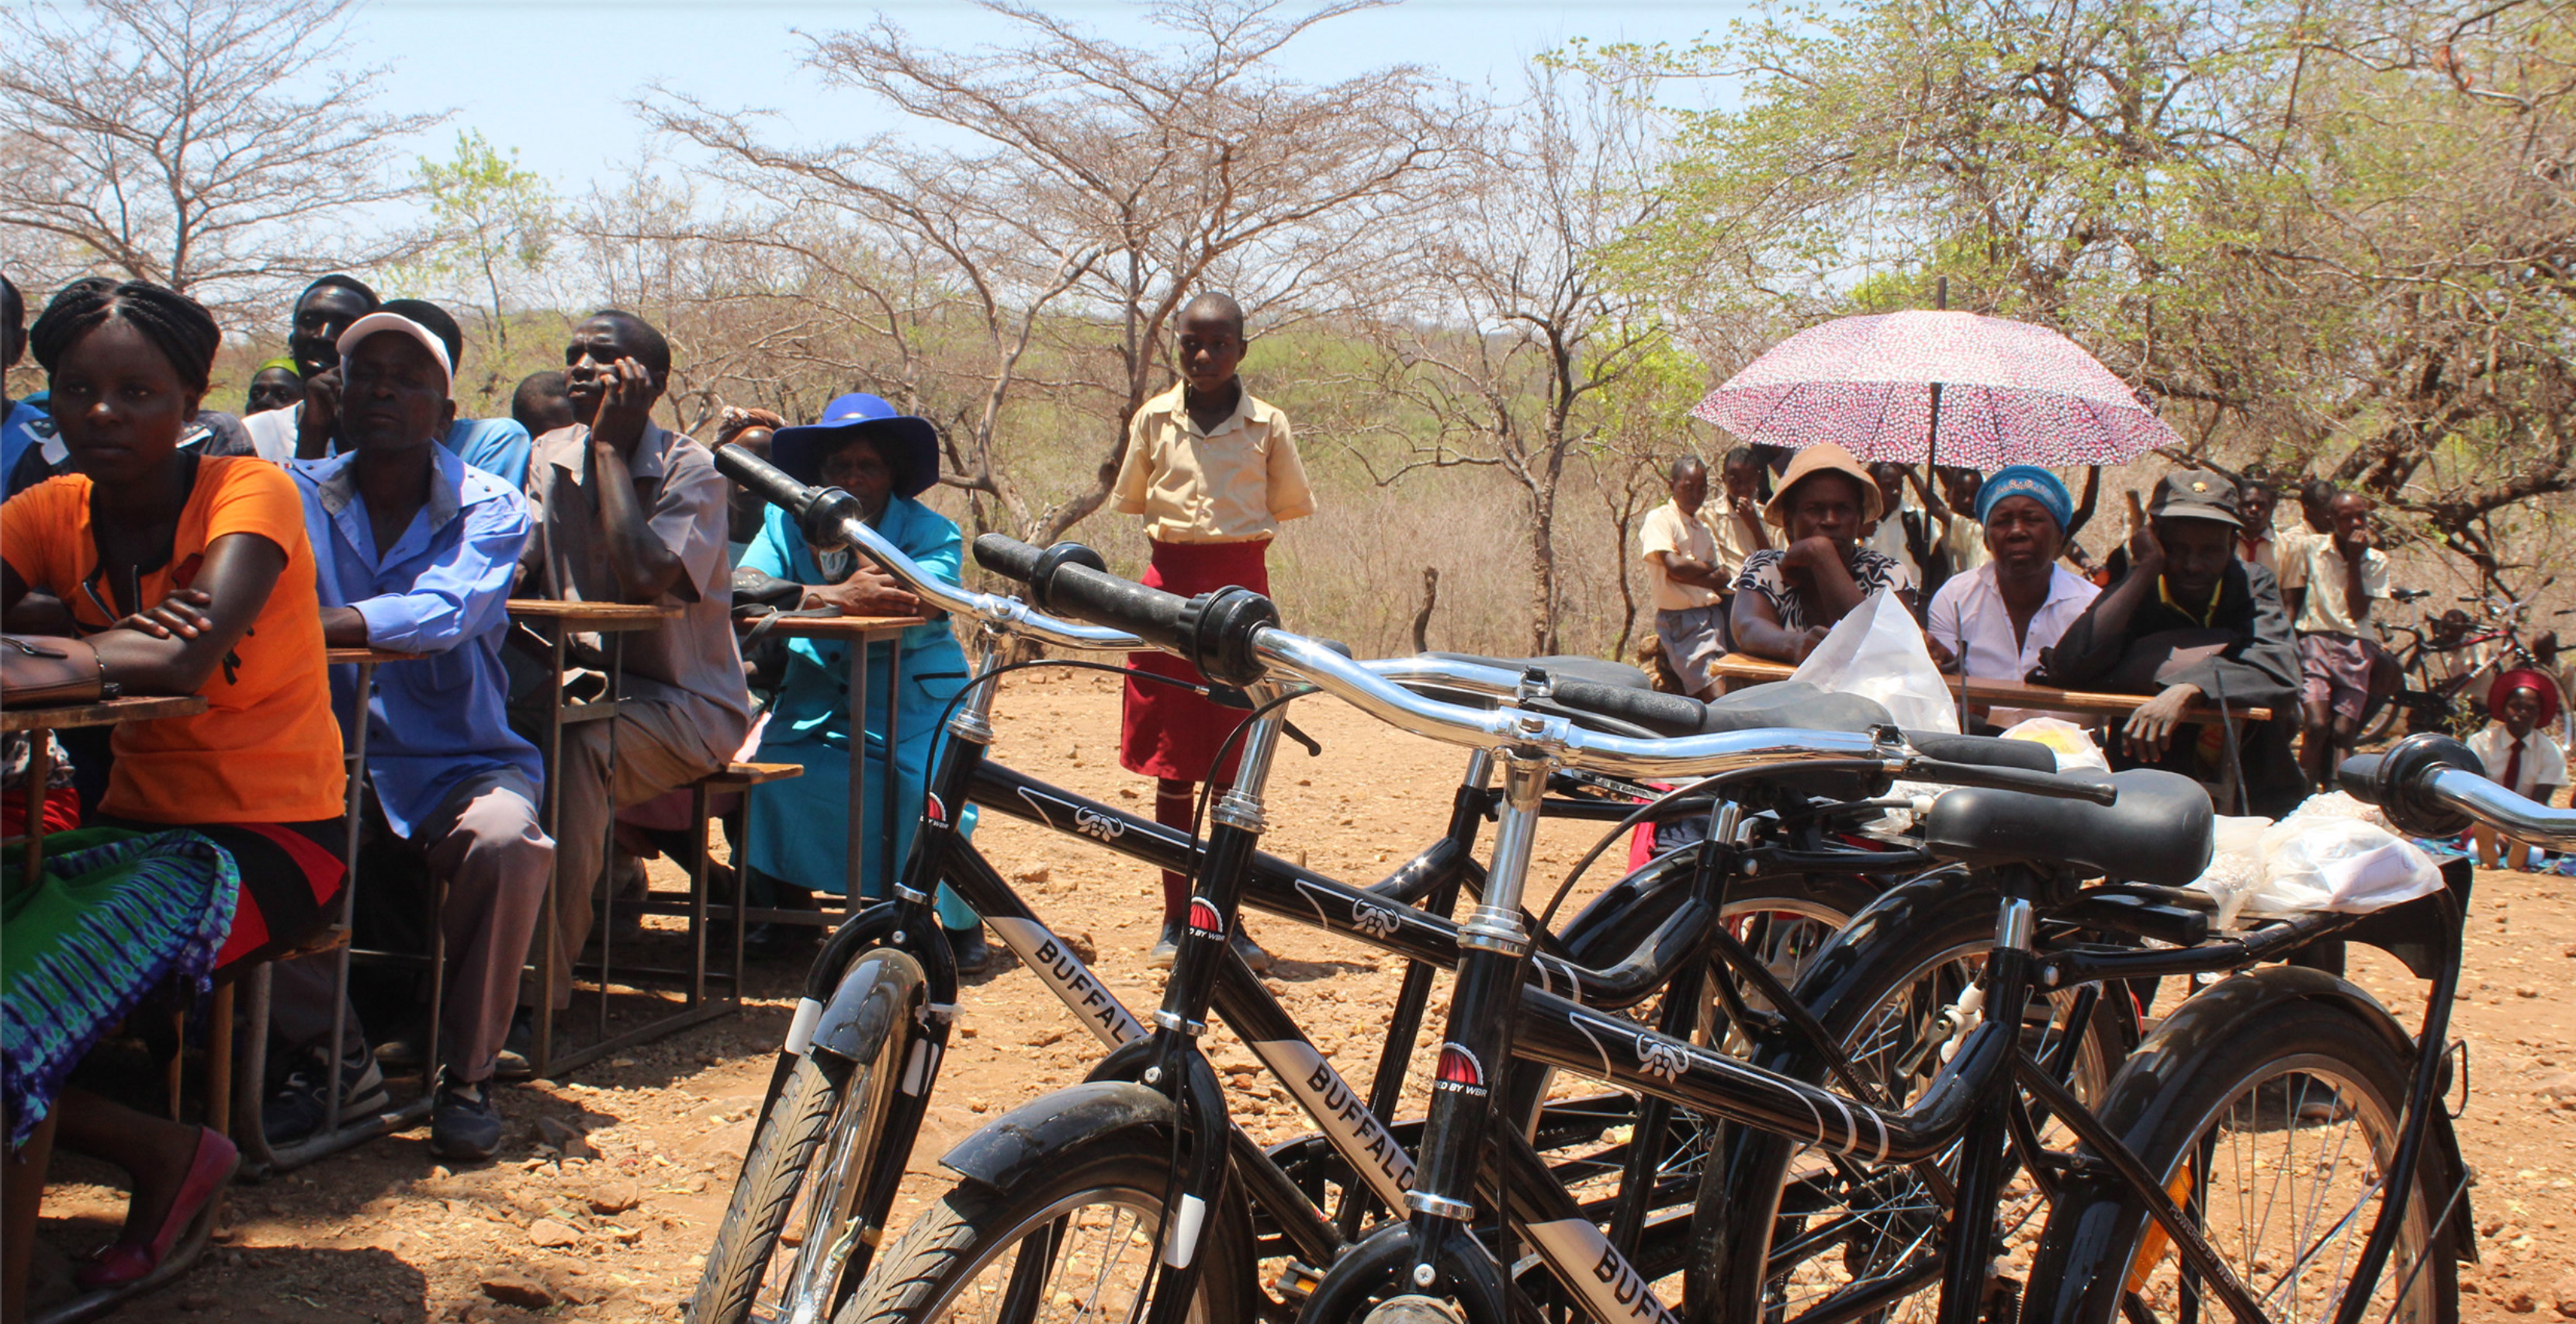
{"left": 262, "top": 1045, "right": 390, "bottom": 1146}
{"left": 947, "top": 924, "right": 994, "bottom": 976}
{"left": 1231, "top": 931, "right": 1273, "bottom": 972}
{"left": 494, "top": 1010, "right": 535, "bottom": 1082}
{"left": 430, "top": 1074, "right": 503, "bottom": 1161}
{"left": 1148, "top": 921, "right": 1182, "bottom": 970}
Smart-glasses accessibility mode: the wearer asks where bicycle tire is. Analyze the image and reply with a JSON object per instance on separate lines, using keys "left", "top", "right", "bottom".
{"left": 2026, "top": 973, "right": 2458, "bottom": 1323}
{"left": 690, "top": 1051, "right": 858, "bottom": 1324}
{"left": 828, "top": 1145, "right": 1259, "bottom": 1324}
{"left": 1684, "top": 879, "right": 2127, "bottom": 1322}
{"left": 691, "top": 951, "right": 922, "bottom": 1324}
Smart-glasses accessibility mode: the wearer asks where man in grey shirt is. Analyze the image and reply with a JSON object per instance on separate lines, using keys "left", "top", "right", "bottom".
{"left": 517, "top": 310, "right": 753, "bottom": 1019}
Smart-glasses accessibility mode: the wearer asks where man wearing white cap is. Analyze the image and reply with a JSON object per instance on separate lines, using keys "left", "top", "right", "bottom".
{"left": 274, "top": 310, "right": 549, "bottom": 1160}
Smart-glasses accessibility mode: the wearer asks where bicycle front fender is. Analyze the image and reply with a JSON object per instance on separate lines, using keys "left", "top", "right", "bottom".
{"left": 808, "top": 946, "right": 930, "bottom": 1068}
{"left": 937, "top": 1080, "right": 1175, "bottom": 1196}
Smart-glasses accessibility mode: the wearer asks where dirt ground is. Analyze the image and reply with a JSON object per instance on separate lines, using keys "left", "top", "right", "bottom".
{"left": 26, "top": 670, "right": 2576, "bottom": 1321}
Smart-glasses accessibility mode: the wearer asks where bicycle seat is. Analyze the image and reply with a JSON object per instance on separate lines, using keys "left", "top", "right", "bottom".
{"left": 1424, "top": 652, "right": 1654, "bottom": 691}
{"left": 1921, "top": 768, "right": 2213, "bottom": 887}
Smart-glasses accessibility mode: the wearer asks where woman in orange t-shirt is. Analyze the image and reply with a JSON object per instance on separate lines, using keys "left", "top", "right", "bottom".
{"left": 1, "top": 281, "right": 346, "bottom": 1308}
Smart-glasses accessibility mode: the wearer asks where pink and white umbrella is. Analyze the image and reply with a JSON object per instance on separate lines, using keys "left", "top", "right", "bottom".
{"left": 1689, "top": 310, "right": 2178, "bottom": 468}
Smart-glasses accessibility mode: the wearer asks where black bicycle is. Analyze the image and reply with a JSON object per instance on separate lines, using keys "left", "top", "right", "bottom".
{"left": 688, "top": 451, "right": 1999, "bottom": 1324}
{"left": 843, "top": 548, "right": 2485, "bottom": 1324}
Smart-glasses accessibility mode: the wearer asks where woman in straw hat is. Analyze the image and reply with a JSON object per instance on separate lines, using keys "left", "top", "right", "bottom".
{"left": 1729, "top": 442, "right": 1915, "bottom": 663}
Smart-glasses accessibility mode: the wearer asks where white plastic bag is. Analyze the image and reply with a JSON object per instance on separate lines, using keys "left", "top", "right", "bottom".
{"left": 2186, "top": 815, "right": 2276, "bottom": 927}
{"left": 2246, "top": 816, "right": 2441, "bottom": 917}
{"left": 1788, "top": 589, "right": 1958, "bottom": 734}
{"left": 1997, "top": 716, "right": 2110, "bottom": 774}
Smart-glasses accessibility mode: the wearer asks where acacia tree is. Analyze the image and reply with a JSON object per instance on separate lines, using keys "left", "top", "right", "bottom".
{"left": 1616, "top": 0, "right": 2576, "bottom": 587}
{"left": 0, "top": 0, "right": 441, "bottom": 317}
{"left": 642, "top": 0, "right": 1470, "bottom": 542}
{"left": 412, "top": 130, "right": 556, "bottom": 365}
{"left": 1356, "top": 64, "right": 1676, "bottom": 655}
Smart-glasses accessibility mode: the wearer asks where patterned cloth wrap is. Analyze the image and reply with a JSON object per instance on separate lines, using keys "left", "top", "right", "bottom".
{"left": 2, "top": 828, "right": 240, "bottom": 1146}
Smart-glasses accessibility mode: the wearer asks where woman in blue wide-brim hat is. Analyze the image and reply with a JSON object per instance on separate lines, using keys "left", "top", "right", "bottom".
{"left": 740, "top": 392, "right": 988, "bottom": 969}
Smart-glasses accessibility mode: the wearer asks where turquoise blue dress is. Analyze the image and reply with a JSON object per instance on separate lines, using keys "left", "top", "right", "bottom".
{"left": 743, "top": 498, "right": 978, "bottom": 928}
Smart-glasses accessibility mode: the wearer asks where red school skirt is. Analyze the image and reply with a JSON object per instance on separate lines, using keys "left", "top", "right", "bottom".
{"left": 1120, "top": 538, "right": 1272, "bottom": 782}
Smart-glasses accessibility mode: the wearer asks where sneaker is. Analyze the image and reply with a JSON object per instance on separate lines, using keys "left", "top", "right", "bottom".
{"left": 262, "top": 1045, "right": 390, "bottom": 1146}
{"left": 1147, "top": 921, "right": 1182, "bottom": 970}
{"left": 1231, "top": 931, "right": 1273, "bottom": 972}
{"left": 947, "top": 924, "right": 995, "bottom": 976}
{"left": 494, "top": 1010, "right": 535, "bottom": 1082}
{"left": 430, "top": 1075, "right": 504, "bottom": 1161}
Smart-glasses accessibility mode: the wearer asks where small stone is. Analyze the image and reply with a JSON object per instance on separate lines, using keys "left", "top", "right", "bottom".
{"left": 588, "top": 1179, "right": 642, "bottom": 1215}
{"left": 959, "top": 1024, "right": 978, "bottom": 1039}
{"left": 536, "top": 1115, "right": 598, "bottom": 1159}
{"left": 2519, "top": 986, "right": 2541, "bottom": 998}
{"left": 1014, "top": 865, "right": 1052, "bottom": 885}
{"left": 2551, "top": 1273, "right": 2576, "bottom": 1317}
{"left": 1063, "top": 931, "right": 1098, "bottom": 964}
{"left": 483, "top": 1273, "right": 556, "bottom": 1308}
{"left": 2510, "top": 1288, "right": 2538, "bottom": 1314}
{"left": 1118, "top": 785, "right": 1141, "bottom": 800}
{"left": 2533, "top": 1073, "right": 2576, "bottom": 1100}
{"left": 527, "top": 1217, "right": 583, "bottom": 1248}
{"left": 178, "top": 1292, "right": 220, "bottom": 1312}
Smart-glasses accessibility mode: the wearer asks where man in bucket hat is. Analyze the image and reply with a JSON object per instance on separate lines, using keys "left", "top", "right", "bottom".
{"left": 2043, "top": 469, "right": 2308, "bottom": 816}
{"left": 739, "top": 393, "right": 992, "bottom": 972}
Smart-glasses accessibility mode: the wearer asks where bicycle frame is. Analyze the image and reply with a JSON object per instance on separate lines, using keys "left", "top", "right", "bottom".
{"left": 743, "top": 637, "right": 1852, "bottom": 1309}
{"left": 1327, "top": 846, "right": 2467, "bottom": 1324}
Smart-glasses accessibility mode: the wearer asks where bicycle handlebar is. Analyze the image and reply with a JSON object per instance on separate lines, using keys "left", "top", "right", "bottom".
{"left": 2338, "top": 732, "right": 2576, "bottom": 847}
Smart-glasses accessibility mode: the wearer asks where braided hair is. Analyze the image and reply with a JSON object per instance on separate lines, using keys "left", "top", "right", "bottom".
{"left": 29, "top": 279, "right": 222, "bottom": 396}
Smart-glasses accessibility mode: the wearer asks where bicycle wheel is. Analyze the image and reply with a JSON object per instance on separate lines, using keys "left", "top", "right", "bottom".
{"left": 1527, "top": 871, "right": 1886, "bottom": 1310}
{"left": 2027, "top": 973, "right": 2458, "bottom": 1323}
{"left": 1687, "top": 879, "right": 2127, "bottom": 1323}
{"left": 828, "top": 1145, "right": 1259, "bottom": 1324}
{"left": 691, "top": 953, "right": 922, "bottom": 1324}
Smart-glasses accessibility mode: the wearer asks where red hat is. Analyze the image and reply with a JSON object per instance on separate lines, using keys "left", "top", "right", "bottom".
{"left": 2490, "top": 667, "right": 2562, "bottom": 727}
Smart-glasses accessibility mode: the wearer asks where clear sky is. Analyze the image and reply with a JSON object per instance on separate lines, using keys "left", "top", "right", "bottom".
{"left": 355, "top": 0, "right": 1750, "bottom": 196}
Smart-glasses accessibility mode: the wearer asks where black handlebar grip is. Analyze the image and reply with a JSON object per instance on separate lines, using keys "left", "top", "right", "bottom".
{"left": 1548, "top": 680, "right": 1712, "bottom": 739}
{"left": 1043, "top": 560, "right": 1197, "bottom": 657}
{"left": 715, "top": 444, "right": 819, "bottom": 518}
{"left": 972, "top": 533, "right": 1044, "bottom": 584}
{"left": 2345, "top": 733, "right": 2484, "bottom": 837}
{"left": 1909, "top": 757, "right": 2120, "bottom": 806}
{"left": 1906, "top": 731, "right": 2057, "bottom": 774}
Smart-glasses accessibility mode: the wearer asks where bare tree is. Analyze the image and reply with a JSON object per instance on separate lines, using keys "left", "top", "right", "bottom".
{"left": 643, "top": 0, "right": 1470, "bottom": 541}
{"left": 1355, "top": 64, "right": 1675, "bottom": 654}
{"left": 0, "top": 0, "right": 441, "bottom": 317}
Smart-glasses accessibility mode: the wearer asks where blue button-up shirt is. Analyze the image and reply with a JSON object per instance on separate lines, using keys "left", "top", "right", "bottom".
{"left": 291, "top": 445, "right": 541, "bottom": 837}
{"left": 442, "top": 417, "right": 532, "bottom": 491}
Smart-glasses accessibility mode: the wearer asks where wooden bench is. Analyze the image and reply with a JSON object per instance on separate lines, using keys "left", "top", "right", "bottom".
{"left": 1709, "top": 653, "right": 2272, "bottom": 726}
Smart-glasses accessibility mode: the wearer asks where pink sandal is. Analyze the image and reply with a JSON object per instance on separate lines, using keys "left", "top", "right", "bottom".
{"left": 74, "top": 1126, "right": 238, "bottom": 1291}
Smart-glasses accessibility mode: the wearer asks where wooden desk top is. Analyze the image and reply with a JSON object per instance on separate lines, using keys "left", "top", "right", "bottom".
{"left": 750, "top": 614, "right": 929, "bottom": 639}
{"left": 2, "top": 695, "right": 208, "bottom": 733}
{"left": 325, "top": 648, "right": 426, "bottom": 665}
{"left": 1709, "top": 653, "right": 2272, "bottom": 723}
{"left": 506, "top": 599, "right": 680, "bottom": 630}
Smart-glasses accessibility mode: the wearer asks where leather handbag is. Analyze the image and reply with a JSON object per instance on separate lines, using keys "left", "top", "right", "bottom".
{"left": 2, "top": 635, "right": 111, "bottom": 706}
